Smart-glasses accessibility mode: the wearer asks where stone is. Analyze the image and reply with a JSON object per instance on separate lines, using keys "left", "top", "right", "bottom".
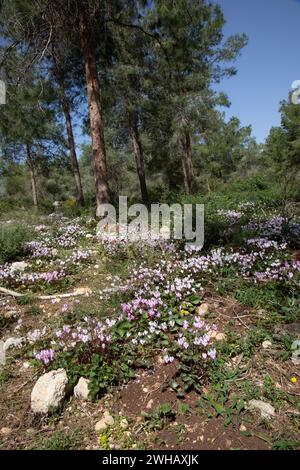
{"left": 103, "top": 411, "right": 114, "bottom": 426}
{"left": 21, "top": 361, "right": 31, "bottom": 370}
{"left": 10, "top": 261, "right": 28, "bottom": 274}
{"left": 262, "top": 340, "right": 272, "bottom": 349}
{"left": 120, "top": 418, "right": 128, "bottom": 430}
{"left": 95, "top": 420, "right": 107, "bottom": 432}
{"left": 74, "top": 377, "right": 90, "bottom": 400}
{"left": 95, "top": 411, "right": 114, "bottom": 432}
{"left": 196, "top": 303, "right": 209, "bottom": 315}
{"left": 73, "top": 287, "right": 92, "bottom": 295}
{"left": 146, "top": 399, "right": 154, "bottom": 409}
{"left": 247, "top": 400, "right": 275, "bottom": 420}
{"left": 215, "top": 333, "right": 226, "bottom": 341}
{"left": 239, "top": 424, "right": 247, "bottom": 432}
{"left": 291, "top": 340, "right": 300, "bottom": 366}
{"left": 0, "top": 427, "right": 12, "bottom": 436}
{"left": 4, "top": 336, "right": 24, "bottom": 351}
{"left": 3, "top": 310, "right": 17, "bottom": 319}
{"left": 31, "top": 369, "right": 68, "bottom": 414}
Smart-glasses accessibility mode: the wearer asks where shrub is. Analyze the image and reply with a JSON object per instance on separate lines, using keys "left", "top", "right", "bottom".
{"left": 0, "top": 224, "right": 32, "bottom": 263}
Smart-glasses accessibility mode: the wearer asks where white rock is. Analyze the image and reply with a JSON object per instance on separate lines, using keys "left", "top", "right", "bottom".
{"left": 239, "top": 424, "right": 247, "bottom": 432}
{"left": 120, "top": 418, "right": 128, "bottom": 430}
{"left": 103, "top": 411, "right": 114, "bottom": 426}
{"left": 95, "top": 419, "right": 107, "bottom": 432}
{"left": 4, "top": 336, "right": 24, "bottom": 351}
{"left": 0, "top": 427, "right": 12, "bottom": 436}
{"left": 73, "top": 287, "right": 92, "bottom": 295}
{"left": 196, "top": 303, "right": 209, "bottom": 315}
{"left": 94, "top": 410, "right": 115, "bottom": 432}
{"left": 10, "top": 261, "right": 28, "bottom": 274}
{"left": 262, "top": 340, "right": 272, "bottom": 349}
{"left": 216, "top": 333, "right": 226, "bottom": 341}
{"left": 31, "top": 368, "right": 68, "bottom": 414}
{"left": 74, "top": 377, "right": 90, "bottom": 400}
{"left": 21, "top": 361, "right": 31, "bottom": 370}
{"left": 247, "top": 400, "right": 275, "bottom": 420}
{"left": 146, "top": 399, "right": 154, "bottom": 409}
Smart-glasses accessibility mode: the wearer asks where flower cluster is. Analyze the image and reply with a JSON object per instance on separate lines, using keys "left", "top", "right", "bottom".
{"left": 122, "top": 293, "right": 165, "bottom": 321}
{"left": 34, "top": 349, "right": 56, "bottom": 366}
{"left": 52, "top": 317, "right": 115, "bottom": 351}
{"left": 246, "top": 238, "right": 287, "bottom": 251}
{"left": 26, "top": 241, "right": 54, "bottom": 259}
{"left": 217, "top": 209, "right": 243, "bottom": 224}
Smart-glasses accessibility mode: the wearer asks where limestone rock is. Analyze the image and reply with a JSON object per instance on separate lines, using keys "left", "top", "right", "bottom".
{"left": 120, "top": 418, "right": 128, "bottom": 430}
{"left": 10, "top": 261, "right": 28, "bottom": 274}
{"left": 262, "top": 340, "right": 272, "bottom": 349}
{"left": 74, "top": 377, "right": 90, "bottom": 400}
{"left": 95, "top": 420, "right": 107, "bottom": 432}
{"left": 0, "top": 427, "right": 12, "bottom": 436}
{"left": 196, "top": 303, "right": 209, "bottom": 315}
{"left": 247, "top": 399, "right": 275, "bottom": 420}
{"left": 95, "top": 411, "right": 114, "bottom": 432}
{"left": 31, "top": 368, "right": 68, "bottom": 414}
{"left": 3, "top": 336, "right": 24, "bottom": 351}
{"left": 146, "top": 399, "right": 154, "bottom": 409}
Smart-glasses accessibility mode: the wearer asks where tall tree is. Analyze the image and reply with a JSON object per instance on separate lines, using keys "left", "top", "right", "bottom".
{"left": 51, "top": 45, "right": 85, "bottom": 206}
{"left": 0, "top": 0, "right": 114, "bottom": 209}
{"left": 142, "top": 0, "right": 247, "bottom": 193}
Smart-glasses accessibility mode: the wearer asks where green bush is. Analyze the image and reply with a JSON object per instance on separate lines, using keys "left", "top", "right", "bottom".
{"left": 0, "top": 224, "right": 32, "bottom": 263}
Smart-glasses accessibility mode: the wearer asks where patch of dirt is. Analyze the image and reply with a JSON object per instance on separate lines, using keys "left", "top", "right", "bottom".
{"left": 157, "top": 416, "right": 269, "bottom": 450}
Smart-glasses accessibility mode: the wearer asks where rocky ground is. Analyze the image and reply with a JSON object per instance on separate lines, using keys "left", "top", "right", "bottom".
{"left": 0, "top": 206, "right": 299, "bottom": 450}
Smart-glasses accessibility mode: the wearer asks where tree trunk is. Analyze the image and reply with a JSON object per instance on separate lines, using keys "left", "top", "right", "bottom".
{"left": 59, "top": 83, "right": 84, "bottom": 206}
{"left": 26, "top": 144, "right": 38, "bottom": 210}
{"left": 181, "top": 132, "right": 195, "bottom": 194}
{"left": 128, "top": 109, "right": 149, "bottom": 204}
{"left": 79, "top": 10, "right": 109, "bottom": 209}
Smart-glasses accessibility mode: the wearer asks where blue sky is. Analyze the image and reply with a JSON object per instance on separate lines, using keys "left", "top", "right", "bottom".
{"left": 213, "top": 0, "right": 300, "bottom": 143}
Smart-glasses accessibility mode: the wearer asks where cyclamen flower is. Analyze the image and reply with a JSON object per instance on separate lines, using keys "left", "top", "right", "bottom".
{"left": 207, "top": 348, "right": 216, "bottom": 360}
{"left": 177, "top": 335, "right": 189, "bottom": 349}
{"left": 35, "top": 349, "right": 55, "bottom": 366}
{"left": 164, "top": 355, "right": 175, "bottom": 364}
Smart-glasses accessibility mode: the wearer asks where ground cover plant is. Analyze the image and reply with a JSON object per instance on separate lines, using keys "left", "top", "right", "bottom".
{"left": 0, "top": 187, "right": 299, "bottom": 450}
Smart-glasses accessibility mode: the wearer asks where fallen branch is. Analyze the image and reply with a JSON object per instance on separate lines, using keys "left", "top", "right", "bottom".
{"left": 0, "top": 287, "right": 23, "bottom": 298}
{"left": 0, "top": 286, "right": 123, "bottom": 301}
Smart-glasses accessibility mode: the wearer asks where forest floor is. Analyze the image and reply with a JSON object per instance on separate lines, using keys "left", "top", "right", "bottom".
{"left": 0, "top": 200, "right": 300, "bottom": 450}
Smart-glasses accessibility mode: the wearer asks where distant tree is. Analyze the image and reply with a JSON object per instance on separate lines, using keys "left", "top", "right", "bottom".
{"left": 0, "top": 52, "right": 64, "bottom": 209}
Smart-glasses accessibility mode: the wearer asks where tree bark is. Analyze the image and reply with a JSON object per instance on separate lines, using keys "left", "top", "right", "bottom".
{"left": 181, "top": 132, "right": 195, "bottom": 194}
{"left": 128, "top": 109, "right": 149, "bottom": 204}
{"left": 79, "top": 9, "right": 109, "bottom": 209}
{"left": 59, "top": 83, "right": 85, "bottom": 206}
{"left": 26, "top": 144, "right": 38, "bottom": 210}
